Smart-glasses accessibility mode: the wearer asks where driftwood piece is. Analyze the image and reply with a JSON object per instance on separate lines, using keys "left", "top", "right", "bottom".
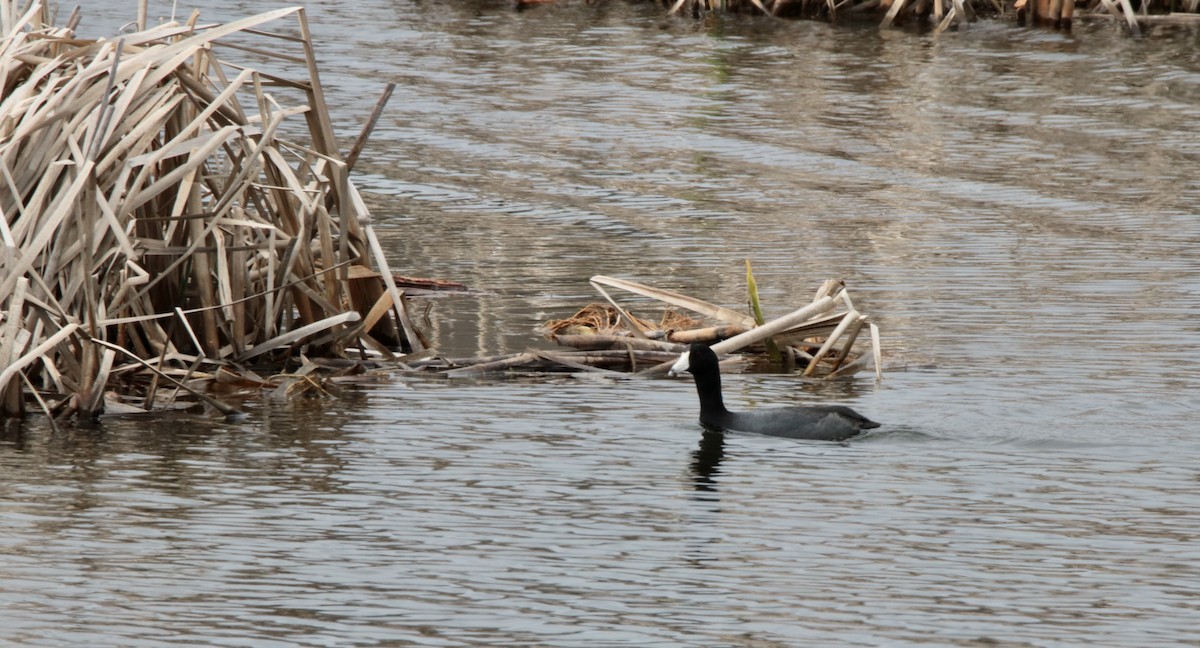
{"left": 444, "top": 353, "right": 541, "bottom": 378}
{"left": 531, "top": 350, "right": 624, "bottom": 374}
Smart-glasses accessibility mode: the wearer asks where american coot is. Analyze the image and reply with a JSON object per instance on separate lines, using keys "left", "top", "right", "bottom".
{"left": 668, "top": 343, "right": 880, "bottom": 441}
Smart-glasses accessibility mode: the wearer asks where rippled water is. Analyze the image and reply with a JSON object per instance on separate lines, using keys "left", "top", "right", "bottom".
{"left": 6, "top": 1, "right": 1200, "bottom": 645}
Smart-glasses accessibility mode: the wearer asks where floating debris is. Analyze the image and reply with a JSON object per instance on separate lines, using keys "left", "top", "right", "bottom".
{"left": 428, "top": 272, "right": 883, "bottom": 380}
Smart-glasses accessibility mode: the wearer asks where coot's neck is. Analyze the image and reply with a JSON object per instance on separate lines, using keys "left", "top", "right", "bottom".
{"left": 693, "top": 367, "right": 729, "bottom": 420}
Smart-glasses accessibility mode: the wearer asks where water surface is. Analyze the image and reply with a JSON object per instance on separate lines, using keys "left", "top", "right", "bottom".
{"left": 5, "top": 1, "right": 1200, "bottom": 645}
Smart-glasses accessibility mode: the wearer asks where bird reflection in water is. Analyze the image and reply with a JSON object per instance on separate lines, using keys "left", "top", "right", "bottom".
{"left": 690, "top": 429, "right": 726, "bottom": 495}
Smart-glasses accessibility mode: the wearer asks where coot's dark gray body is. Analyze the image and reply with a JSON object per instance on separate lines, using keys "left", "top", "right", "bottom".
{"left": 669, "top": 343, "right": 879, "bottom": 442}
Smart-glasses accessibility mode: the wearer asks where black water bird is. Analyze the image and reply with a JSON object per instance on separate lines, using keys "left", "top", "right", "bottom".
{"left": 668, "top": 343, "right": 879, "bottom": 442}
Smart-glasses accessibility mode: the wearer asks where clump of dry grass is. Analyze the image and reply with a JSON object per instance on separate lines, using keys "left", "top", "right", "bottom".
{"left": 0, "top": 2, "right": 421, "bottom": 421}
{"left": 542, "top": 303, "right": 701, "bottom": 337}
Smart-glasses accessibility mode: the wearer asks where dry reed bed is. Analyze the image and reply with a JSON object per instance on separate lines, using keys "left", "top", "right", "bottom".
{"left": 661, "top": 0, "right": 1197, "bottom": 33}
{"left": 663, "top": 0, "right": 990, "bottom": 32}
{"left": 0, "top": 2, "right": 421, "bottom": 421}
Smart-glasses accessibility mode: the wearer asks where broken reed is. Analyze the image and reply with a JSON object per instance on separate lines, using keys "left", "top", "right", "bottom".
{"left": 0, "top": 3, "right": 421, "bottom": 420}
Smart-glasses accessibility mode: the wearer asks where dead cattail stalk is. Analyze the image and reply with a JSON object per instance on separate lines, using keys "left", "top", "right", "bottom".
{"left": 803, "top": 310, "right": 861, "bottom": 377}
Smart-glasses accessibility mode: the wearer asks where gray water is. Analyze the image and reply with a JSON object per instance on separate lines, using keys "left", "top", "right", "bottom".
{"left": 4, "top": 1, "right": 1200, "bottom": 645}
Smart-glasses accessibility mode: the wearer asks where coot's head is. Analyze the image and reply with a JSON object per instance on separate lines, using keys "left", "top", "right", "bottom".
{"left": 668, "top": 343, "right": 719, "bottom": 377}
